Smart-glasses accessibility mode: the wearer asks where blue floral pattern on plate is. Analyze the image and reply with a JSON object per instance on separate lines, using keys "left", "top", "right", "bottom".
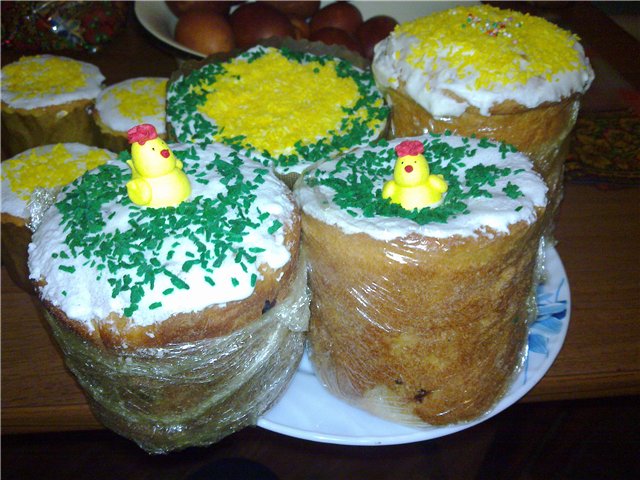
{"left": 530, "top": 279, "right": 569, "bottom": 356}
{"left": 259, "top": 246, "right": 571, "bottom": 446}
{"left": 520, "top": 275, "right": 570, "bottom": 386}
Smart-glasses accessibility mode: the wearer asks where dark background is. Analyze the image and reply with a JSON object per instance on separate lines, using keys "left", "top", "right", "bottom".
{"left": 3, "top": 396, "right": 638, "bottom": 479}
{"left": 2, "top": 2, "right": 639, "bottom": 479}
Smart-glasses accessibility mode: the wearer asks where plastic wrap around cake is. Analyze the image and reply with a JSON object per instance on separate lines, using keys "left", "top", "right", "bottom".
{"left": 28, "top": 140, "right": 310, "bottom": 453}
{"left": 294, "top": 131, "right": 548, "bottom": 427}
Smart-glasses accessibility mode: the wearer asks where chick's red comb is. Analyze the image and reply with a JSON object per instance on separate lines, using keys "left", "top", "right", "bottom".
{"left": 395, "top": 140, "right": 425, "bottom": 157}
{"left": 127, "top": 124, "right": 158, "bottom": 145}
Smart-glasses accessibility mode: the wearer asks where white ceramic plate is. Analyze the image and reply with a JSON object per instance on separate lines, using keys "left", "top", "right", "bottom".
{"left": 258, "top": 245, "right": 570, "bottom": 445}
{"left": 134, "top": 1, "right": 474, "bottom": 58}
{"left": 135, "top": 1, "right": 199, "bottom": 57}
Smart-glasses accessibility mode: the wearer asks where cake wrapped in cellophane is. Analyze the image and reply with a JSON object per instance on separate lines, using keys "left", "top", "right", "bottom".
{"left": 294, "top": 133, "right": 548, "bottom": 426}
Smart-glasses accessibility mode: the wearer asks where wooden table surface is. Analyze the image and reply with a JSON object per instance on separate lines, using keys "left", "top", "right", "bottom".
{"left": 2, "top": 1, "right": 639, "bottom": 435}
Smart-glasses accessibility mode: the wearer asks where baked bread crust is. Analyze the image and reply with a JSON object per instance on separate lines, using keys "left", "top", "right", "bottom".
{"left": 91, "top": 112, "right": 128, "bottom": 153}
{"left": 1, "top": 212, "right": 33, "bottom": 293}
{"left": 1, "top": 99, "right": 96, "bottom": 157}
{"left": 304, "top": 212, "right": 544, "bottom": 425}
{"left": 91, "top": 111, "right": 169, "bottom": 155}
{"left": 385, "top": 85, "right": 580, "bottom": 235}
{"left": 30, "top": 149, "right": 307, "bottom": 451}
{"left": 2, "top": 143, "right": 117, "bottom": 293}
{"left": 40, "top": 247, "right": 309, "bottom": 453}
{"left": 91, "top": 77, "right": 168, "bottom": 154}
{"left": 39, "top": 203, "right": 301, "bottom": 350}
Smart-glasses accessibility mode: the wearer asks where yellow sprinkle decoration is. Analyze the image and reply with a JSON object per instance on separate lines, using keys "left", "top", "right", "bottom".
{"left": 397, "top": 4, "right": 584, "bottom": 89}
{"left": 198, "top": 50, "right": 361, "bottom": 155}
{"left": 2, "top": 56, "right": 88, "bottom": 99}
{"left": 108, "top": 78, "right": 167, "bottom": 121}
{"left": 3, "top": 145, "right": 110, "bottom": 200}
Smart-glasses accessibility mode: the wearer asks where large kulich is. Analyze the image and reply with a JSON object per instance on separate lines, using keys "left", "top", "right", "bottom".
{"left": 1, "top": 55, "right": 104, "bottom": 157}
{"left": 294, "top": 132, "right": 548, "bottom": 426}
{"left": 28, "top": 142, "right": 309, "bottom": 453}
{"left": 372, "top": 4, "right": 594, "bottom": 238}
{"left": 166, "top": 42, "right": 389, "bottom": 186}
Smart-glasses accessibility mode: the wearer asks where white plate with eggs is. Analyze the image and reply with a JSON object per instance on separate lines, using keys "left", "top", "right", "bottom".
{"left": 134, "top": 1, "right": 473, "bottom": 58}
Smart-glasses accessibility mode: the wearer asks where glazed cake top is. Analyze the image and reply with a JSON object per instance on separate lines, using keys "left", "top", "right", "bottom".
{"left": 1, "top": 143, "right": 115, "bottom": 220}
{"left": 1, "top": 55, "right": 105, "bottom": 110}
{"left": 372, "top": 4, "right": 594, "bottom": 117}
{"left": 294, "top": 132, "right": 548, "bottom": 242}
{"left": 94, "top": 77, "right": 168, "bottom": 135}
{"left": 28, "top": 143, "right": 297, "bottom": 330}
{"left": 166, "top": 45, "right": 389, "bottom": 175}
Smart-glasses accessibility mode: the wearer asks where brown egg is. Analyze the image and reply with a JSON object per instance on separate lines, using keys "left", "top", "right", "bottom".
{"left": 309, "top": 1, "right": 363, "bottom": 35}
{"left": 166, "top": 1, "right": 235, "bottom": 17}
{"left": 230, "top": 2, "right": 295, "bottom": 49}
{"left": 288, "top": 14, "right": 310, "bottom": 40}
{"left": 261, "top": 1, "right": 320, "bottom": 19}
{"left": 309, "top": 27, "right": 362, "bottom": 55}
{"left": 174, "top": 10, "right": 235, "bottom": 55}
{"left": 356, "top": 15, "right": 398, "bottom": 60}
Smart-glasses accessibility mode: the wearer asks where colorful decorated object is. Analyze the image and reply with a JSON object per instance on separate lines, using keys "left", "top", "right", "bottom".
{"left": 126, "top": 124, "right": 191, "bottom": 208}
{"left": 166, "top": 45, "right": 388, "bottom": 180}
{"left": 382, "top": 140, "right": 448, "bottom": 210}
{"left": 1, "top": 1, "right": 127, "bottom": 53}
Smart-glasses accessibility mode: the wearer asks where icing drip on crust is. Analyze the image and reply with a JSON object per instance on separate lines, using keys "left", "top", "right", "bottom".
{"left": 167, "top": 46, "right": 389, "bottom": 174}
{"left": 1, "top": 55, "right": 104, "bottom": 109}
{"left": 95, "top": 77, "right": 168, "bottom": 134}
{"left": 372, "top": 4, "right": 594, "bottom": 117}
{"left": 29, "top": 143, "right": 296, "bottom": 329}
{"left": 294, "top": 132, "right": 548, "bottom": 241}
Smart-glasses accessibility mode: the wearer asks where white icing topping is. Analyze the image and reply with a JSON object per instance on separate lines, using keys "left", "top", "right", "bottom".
{"left": 166, "top": 45, "right": 388, "bottom": 176}
{"left": 1, "top": 55, "right": 104, "bottom": 110}
{"left": 94, "top": 77, "right": 167, "bottom": 134}
{"left": 294, "top": 134, "right": 548, "bottom": 241}
{"left": 28, "top": 143, "right": 296, "bottom": 330}
{"left": 1, "top": 143, "right": 117, "bottom": 220}
{"left": 372, "top": 17, "right": 594, "bottom": 117}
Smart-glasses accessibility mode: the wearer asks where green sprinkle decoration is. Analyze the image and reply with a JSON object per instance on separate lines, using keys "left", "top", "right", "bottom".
{"left": 503, "top": 182, "right": 524, "bottom": 199}
{"left": 268, "top": 220, "right": 283, "bottom": 234}
{"left": 302, "top": 133, "right": 532, "bottom": 227}
{"left": 166, "top": 45, "right": 389, "bottom": 173}
{"left": 47, "top": 145, "right": 287, "bottom": 319}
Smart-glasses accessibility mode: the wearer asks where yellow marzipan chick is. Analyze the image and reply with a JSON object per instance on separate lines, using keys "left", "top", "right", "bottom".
{"left": 126, "top": 124, "right": 190, "bottom": 208}
{"left": 382, "top": 140, "right": 447, "bottom": 210}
